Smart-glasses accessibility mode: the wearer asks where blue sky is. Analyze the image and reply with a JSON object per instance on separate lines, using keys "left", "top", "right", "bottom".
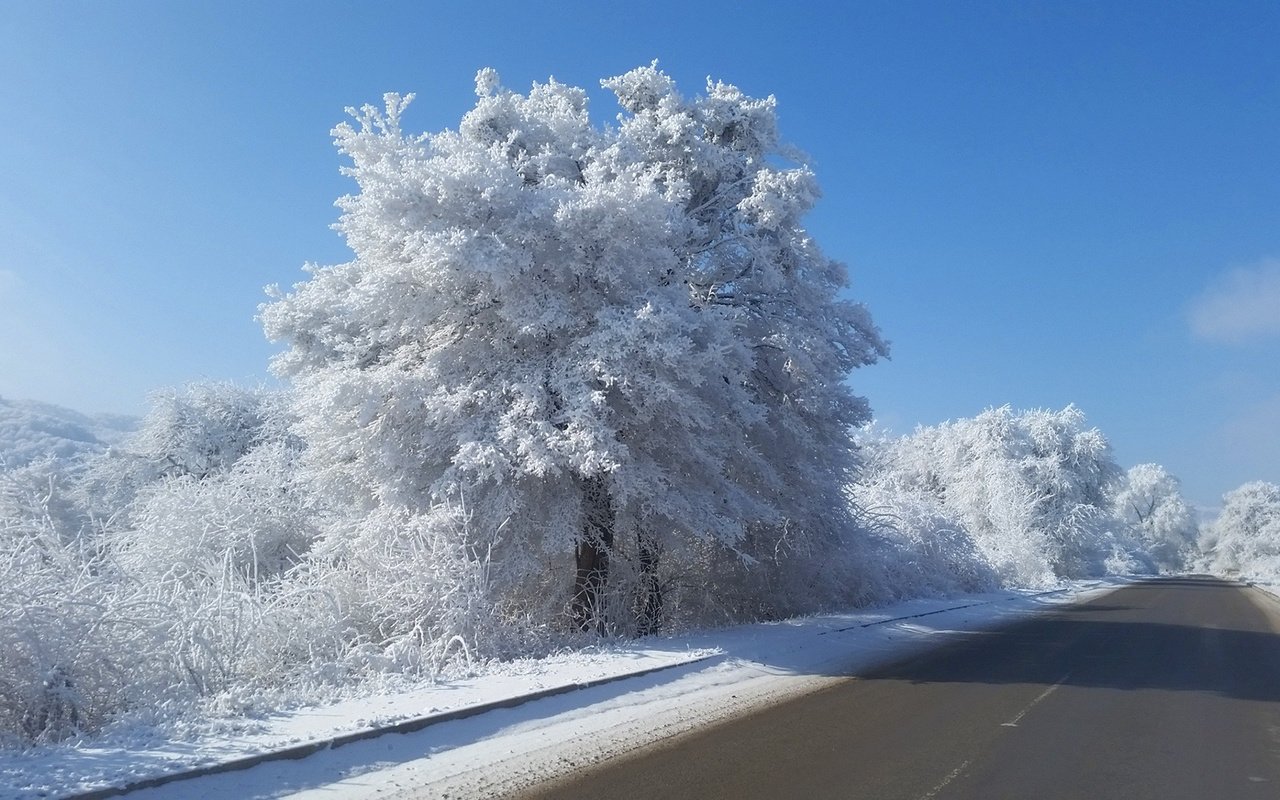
{"left": 1, "top": 0, "right": 1276, "bottom": 508}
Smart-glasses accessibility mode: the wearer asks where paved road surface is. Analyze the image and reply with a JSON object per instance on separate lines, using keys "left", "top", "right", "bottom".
{"left": 514, "top": 577, "right": 1280, "bottom": 799}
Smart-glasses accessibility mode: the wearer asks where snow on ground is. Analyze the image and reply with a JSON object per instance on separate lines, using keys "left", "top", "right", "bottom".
{"left": 1249, "top": 579, "right": 1280, "bottom": 603}
{"left": 1, "top": 580, "right": 1126, "bottom": 800}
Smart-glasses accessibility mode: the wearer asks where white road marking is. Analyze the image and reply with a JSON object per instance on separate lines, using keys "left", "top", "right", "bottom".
{"left": 1001, "top": 673, "right": 1071, "bottom": 728}
{"left": 917, "top": 673, "right": 1072, "bottom": 799}
{"left": 918, "top": 759, "right": 973, "bottom": 800}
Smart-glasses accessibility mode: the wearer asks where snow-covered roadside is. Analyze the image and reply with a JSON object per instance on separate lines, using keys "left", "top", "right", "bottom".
{"left": 2, "top": 580, "right": 1125, "bottom": 800}
{"left": 1246, "top": 578, "right": 1280, "bottom": 603}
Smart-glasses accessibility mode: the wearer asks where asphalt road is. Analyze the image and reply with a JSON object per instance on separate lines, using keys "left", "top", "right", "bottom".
{"left": 514, "top": 577, "right": 1280, "bottom": 800}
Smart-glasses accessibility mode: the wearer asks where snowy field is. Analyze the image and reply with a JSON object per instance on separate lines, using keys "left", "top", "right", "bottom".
{"left": 1, "top": 580, "right": 1123, "bottom": 800}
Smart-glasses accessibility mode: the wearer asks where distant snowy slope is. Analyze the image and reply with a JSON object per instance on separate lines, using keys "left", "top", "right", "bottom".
{"left": 0, "top": 396, "right": 136, "bottom": 467}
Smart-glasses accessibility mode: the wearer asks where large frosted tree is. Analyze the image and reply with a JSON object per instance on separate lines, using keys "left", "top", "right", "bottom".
{"left": 261, "top": 65, "right": 885, "bottom": 633}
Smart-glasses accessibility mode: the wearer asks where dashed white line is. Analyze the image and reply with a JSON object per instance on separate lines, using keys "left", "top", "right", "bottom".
{"left": 1001, "top": 673, "right": 1071, "bottom": 728}
{"left": 918, "top": 758, "right": 973, "bottom": 800}
{"left": 918, "top": 674, "right": 1072, "bottom": 799}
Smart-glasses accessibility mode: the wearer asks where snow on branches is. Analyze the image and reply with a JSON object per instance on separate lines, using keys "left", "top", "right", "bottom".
{"left": 854, "top": 405, "right": 1172, "bottom": 588}
{"left": 1111, "top": 463, "right": 1198, "bottom": 572}
{"left": 1200, "top": 481, "right": 1280, "bottom": 580}
{"left": 262, "top": 65, "right": 886, "bottom": 635}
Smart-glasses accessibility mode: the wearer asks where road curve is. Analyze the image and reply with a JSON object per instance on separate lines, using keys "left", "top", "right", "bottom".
{"left": 513, "top": 577, "right": 1280, "bottom": 800}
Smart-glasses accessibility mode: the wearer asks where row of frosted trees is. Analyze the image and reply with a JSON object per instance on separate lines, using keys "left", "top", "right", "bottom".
{"left": 0, "top": 66, "right": 1221, "bottom": 746}
{"left": 0, "top": 384, "right": 1207, "bottom": 746}
{"left": 854, "top": 406, "right": 1199, "bottom": 590}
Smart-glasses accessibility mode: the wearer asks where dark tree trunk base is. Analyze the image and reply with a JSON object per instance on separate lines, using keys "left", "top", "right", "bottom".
{"left": 571, "top": 475, "right": 614, "bottom": 633}
{"left": 637, "top": 532, "right": 663, "bottom": 636}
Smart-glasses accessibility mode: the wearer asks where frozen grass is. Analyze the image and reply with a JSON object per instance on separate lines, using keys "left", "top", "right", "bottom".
{"left": 0, "top": 396, "right": 1207, "bottom": 786}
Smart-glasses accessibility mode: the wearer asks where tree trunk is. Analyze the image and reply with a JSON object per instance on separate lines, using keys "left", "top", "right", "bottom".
{"left": 571, "top": 474, "right": 614, "bottom": 633}
{"left": 637, "top": 531, "right": 663, "bottom": 636}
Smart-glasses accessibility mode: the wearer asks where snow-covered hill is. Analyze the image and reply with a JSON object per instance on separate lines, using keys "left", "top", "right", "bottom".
{"left": 0, "top": 396, "right": 136, "bottom": 467}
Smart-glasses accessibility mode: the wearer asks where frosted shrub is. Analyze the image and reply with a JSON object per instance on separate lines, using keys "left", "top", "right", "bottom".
{"left": 0, "top": 458, "right": 93, "bottom": 548}
{"left": 0, "top": 565, "right": 165, "bottom": 744}
{"left": 114, "top": 442, "right": 315, "bottom": 583}
{"left": 77, "top": 382, "right": 292, "bottom": 528}
{"left": 126, "top": 382, "right": 283, "bottom": 481}
{"left": 142, "top": 560, "right": 352, "bottom": 701}
{"left": 0, "top": 469, "right": 178, "bottom": 744}
{"left": 312, "top": 503, "right": 514, "bottom": 673}
{"left": 0, "top": 382, "right": 338, "bottom": 743}
{"left": 645, "top": 517, "right": 880, "bottom": 627}
{"left": 849, "top": 482, "right": 999, "bottom": 597}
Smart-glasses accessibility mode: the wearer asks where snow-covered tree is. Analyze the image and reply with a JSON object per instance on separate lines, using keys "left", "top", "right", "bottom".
{"left": 261, "top": 65, "right": 885, "bottom": 634}
{"left": 1201, "top": 481, "right": 1280, "bottom": 579}
{"left": 854, "top": 405, "right": 1133, "bottom": 586}
{"left": 1110, "top": 463, "right": 1197, "bottom": 572}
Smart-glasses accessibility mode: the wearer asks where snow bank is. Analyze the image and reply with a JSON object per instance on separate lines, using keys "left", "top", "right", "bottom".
{"left": 0, "top": 581, "right": 1120, "bottom": 800}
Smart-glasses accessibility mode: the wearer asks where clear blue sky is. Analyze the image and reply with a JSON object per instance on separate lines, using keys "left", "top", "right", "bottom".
{"left": 1, "top": 0, "right": 1276, "bottom": 508}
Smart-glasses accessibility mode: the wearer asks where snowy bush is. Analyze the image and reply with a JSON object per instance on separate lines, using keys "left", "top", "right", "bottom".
{"left": 0, "top": 467, "right": 176, "bottom": 744}
{"left": 298, "top": 503, "right": 522, "bottom": 672}
{"left": 0, "top": 457, "right": 93, "bottom": 548}
{"left": 127, "top": 382, "right": 284, "bottom": 480}
{"left": 76, "top": 382, "right": 292, "bottom": 525}
{"left": 0, "top": 383, "right": 334, "bottom": 744}
{"left": 2, "top": 459, "right": 354, "bottom": 744}
{"left": 849, "top": 480, "right": 999, "bottom": 598}
{"left": 113, "top": 440, "right": 315, "bottom": 584}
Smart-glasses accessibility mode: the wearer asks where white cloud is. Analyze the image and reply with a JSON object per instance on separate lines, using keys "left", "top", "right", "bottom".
{"left": 1189, "top": 259, "right": 1280, "bottom": 343}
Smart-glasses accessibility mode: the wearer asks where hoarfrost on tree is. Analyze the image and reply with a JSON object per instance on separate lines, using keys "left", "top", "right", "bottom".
{"left": 261, "top": 64, "right": 886, "bottom": 634}
{"left": 1200, "top": 481, "right": 1280, "bottom": 580}
{"left": 1110, "top": 463, "right": 1197, "bottom": 572}
{"left": 853, "top": 405, "right": 1140, "bottom": 587}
